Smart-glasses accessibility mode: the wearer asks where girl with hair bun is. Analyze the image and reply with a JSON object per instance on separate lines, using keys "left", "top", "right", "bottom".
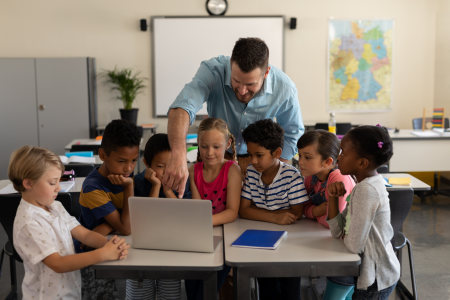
{"left": 323, "top": 125, "right": 399, "bottom": 300}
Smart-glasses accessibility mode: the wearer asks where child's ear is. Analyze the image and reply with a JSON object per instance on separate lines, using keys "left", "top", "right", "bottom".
{"left": 22, "top": 179, "right": 33, "bottom": 190}
{"left": 273, "top": 147, "right": 282, "bottom": 159}
{"left": 358, "top": 157, "right": 370, "bottom": 170}
{"left": 143, "top": 158, "right": 150, "bottom": 168}
{"left": 323, "top": 157, "right": 334, "bottom": 168}
{"left": 98, "top": 148, "right": 107, "bottom": 162}
{"left": 226, "top": 138, "right": 232, "bottom": 149}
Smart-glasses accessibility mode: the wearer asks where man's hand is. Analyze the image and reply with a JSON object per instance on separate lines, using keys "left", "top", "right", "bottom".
{"left": 162, "top": 153, "right": 189, "bottom": 198}
{"left": 312, "top": 202, "right": 328, "bottom": 218}
{"left": 272, "top": 211, "right": 298, "bottom": 225}
{"left": 144, "top": 168, "right": 161, "bottom": 187}
{"left": 327, "top": 181, "right": 347, "bottom": 198}
{"left": 107, "top": 174, "right": 133, "bottom": 188}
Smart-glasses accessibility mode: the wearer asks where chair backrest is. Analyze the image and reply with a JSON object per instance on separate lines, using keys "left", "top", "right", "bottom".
{"left": 71, "top": 144, "right": 101, "bottom": 155}
{"left": 315, "top": 123, "right": 353, "bottom": 135}
{"left": 412, "top": 117, "right": 450, "bottom": 130}
{"left": 377, "top": 165, "right": 389, "bottom": 173}
{"left": 0, "top": 193, "right": 72, "bottom": 263}
{"left": 388, "top": 188, "right": 414, "bottom": 250}
{"left": 65, "top": 164, "right": 95, "bottom": 177}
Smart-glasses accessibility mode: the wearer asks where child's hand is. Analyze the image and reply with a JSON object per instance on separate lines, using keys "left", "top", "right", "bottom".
{"left": 272, "top": 211, "right": 298, "bottom": 225}
{"left": 101, "top": 235, "right": 130, "bottom": 261}
{"left": 144, "top": 168, "right": 161, "bottom": 186}
{"left": 327, "top": 181, "right": 347, "bottom": 198}
{"left": 312, "top": 202, "right": 328, "bottom": 217}
{"left": 108, "top": 174, "right": 133, "bottom": 188}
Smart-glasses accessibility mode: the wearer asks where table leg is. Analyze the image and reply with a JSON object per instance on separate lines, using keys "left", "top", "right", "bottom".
{"left": 203, "top": 271, "right": 217, "bottom": 300}
{"left": 233, "top": 267, "right": 251, "bottom": 300}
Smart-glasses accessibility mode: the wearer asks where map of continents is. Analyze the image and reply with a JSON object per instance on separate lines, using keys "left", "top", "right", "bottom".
{"left": 328, "top": 20, "right": 393, "bottom": 111}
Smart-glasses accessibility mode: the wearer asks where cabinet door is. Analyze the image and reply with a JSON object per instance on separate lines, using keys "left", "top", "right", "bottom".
{"left": 36, "top": 58, "right": 90, "bottom": 155}
{"left": 0, "top": 58, "right": 39, "bottom": 178}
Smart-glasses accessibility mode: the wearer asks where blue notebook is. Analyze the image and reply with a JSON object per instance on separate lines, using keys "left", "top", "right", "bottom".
{"left": 383, "top": 177, "right": 393, "bottom": 187}
{"left": 231, "top": 229, "right": 287, "bottom": 250}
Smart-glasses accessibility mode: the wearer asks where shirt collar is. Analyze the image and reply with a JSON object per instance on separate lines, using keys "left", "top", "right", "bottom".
{"left": 225, "top": 59, "right": 274, "bottom": 96}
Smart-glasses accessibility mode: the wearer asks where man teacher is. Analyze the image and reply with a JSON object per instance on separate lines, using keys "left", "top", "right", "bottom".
{"left": 163, "top": 37, "right": 305, "bottom": 197}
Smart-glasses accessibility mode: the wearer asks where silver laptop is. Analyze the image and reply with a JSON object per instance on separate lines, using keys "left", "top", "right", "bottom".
{"left": 129, "top": 197, "right": 221, "bottom": 253}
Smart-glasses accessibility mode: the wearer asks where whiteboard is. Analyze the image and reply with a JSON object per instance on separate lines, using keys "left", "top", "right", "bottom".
{"left": 152, "top": 16, "right": 285, "bottom": 117}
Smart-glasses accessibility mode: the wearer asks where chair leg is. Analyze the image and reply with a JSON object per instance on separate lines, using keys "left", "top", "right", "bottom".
{"left": 5, "top": 254, "right": 18, "bottom": 300}
{"left": 0, "top": 247, "right": 5, "bottom": 278}
{"left": 396, "top": 240, "right": 418, "bottom": 300}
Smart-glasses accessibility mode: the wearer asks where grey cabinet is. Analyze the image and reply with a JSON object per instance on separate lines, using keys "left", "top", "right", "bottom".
{"left": 0, "top": 58, "right": 97, "bottom": 178}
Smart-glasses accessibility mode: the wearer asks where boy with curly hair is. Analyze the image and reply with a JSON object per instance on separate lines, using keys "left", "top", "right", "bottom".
{"left": 74, "top": 119, "right": 141, "bottom": 300}
{"left": 239, "top": 119, "right": 309, "bottom": 300}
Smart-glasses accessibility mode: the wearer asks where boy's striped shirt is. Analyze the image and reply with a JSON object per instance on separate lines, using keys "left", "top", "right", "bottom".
{"left": 241, "top": 162, "right": 309, "bottom": 210}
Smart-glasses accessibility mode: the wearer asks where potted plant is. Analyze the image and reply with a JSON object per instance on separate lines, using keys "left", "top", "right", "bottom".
{"left": 101, "top": 67, "right": 147, "bottom": 125}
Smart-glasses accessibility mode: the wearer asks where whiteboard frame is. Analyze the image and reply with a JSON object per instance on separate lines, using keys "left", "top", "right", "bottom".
{"left": 150, "top": 15, "right": 286, "bottom": 118}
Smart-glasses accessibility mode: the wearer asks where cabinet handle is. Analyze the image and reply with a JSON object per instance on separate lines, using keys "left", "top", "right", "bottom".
{"left": 39, "top": 104, "right": 45, "bottom": 111}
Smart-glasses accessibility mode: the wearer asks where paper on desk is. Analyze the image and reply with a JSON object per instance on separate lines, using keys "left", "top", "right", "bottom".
{"left": 388, "top": 177, "right": 411, "bottom": 185}
{"left": 87, "top": 140, "right": 102, "bottom": 145}
{"left": 410, "top": 131, "right": 440, "bottom": 137}
{"left": 432, "top": 128, "right": 450, "bottom": 136}
{"left": 0, "top": 184, "right": 18, "bottom": 194}
{"left": 187, "top": 149, "right": 198, "bottom": 163}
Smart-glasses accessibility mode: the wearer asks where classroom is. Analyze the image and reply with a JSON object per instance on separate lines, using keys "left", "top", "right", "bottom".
{"left": 0, "top": 0, "right": 449, "bottom": 299}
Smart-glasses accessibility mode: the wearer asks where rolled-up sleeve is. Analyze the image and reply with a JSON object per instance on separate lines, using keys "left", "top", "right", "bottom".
{"left": 168, "top": 61, "right": 216, "bottom": 125}
{"left": 277, "top": 88, "right": 304, "bottom": 160}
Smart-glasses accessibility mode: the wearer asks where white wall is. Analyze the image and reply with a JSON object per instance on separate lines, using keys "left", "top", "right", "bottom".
{"left": 0, "top": 0, "right": 440, "bottom": 132}
{"left": 435, "top": 0, "right": 450, "bottom": 114}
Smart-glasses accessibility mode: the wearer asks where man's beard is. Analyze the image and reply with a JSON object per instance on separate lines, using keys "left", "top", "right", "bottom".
{"left": 233, "top": 81, "right": 264, "bottom": 104}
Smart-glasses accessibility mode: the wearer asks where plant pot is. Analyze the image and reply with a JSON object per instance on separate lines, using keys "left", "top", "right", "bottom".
{"left": 119, "top": 108, "right": 139, "bottom": 125}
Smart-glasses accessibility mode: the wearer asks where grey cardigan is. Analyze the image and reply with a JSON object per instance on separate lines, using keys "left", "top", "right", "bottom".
{"left": 327, "top": 175, "right": 400, "bottom": 290}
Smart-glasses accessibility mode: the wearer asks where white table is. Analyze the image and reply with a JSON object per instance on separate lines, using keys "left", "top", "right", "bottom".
{"left": 389, "top": 129, "right": 450, "bottom": 172}
{"left": 224, "top": 218, "right": 361, "bottom": 299}
{"left": 380, "top": 173, "right": 430, "bottom": 191}
{"left": 96, "top": 124, "right": 159, "bottom": 136}
{"left": 0, "top": 178, "right": 84, "bottom": 194}
{"left": 91, "top": 226, "right": 224, "bottom": 299}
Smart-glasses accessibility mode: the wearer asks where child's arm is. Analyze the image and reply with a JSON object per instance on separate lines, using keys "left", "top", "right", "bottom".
{"left": 90, "top": 222, "right": 115, "bottom": 236}
{"left": 104, "top": 175, "right": 133, "bottom": 236}
{"left": 212, "top": 163, "right": 241, "bottom": 225}
{"left": 239, "top": 197, "right": 298, "bottom": 225}
{"left": 286, "top": 171, "right": 309, "bottom": 220}
{"left": 188, "top": 165, "right": 202, "bottom": 199}
{"left": 289, "top": 203, "right": 305, "bottom": 220}
{"left": 43, "top": 235, "right": 129, "bottom": 273}
{"left": 327, "top": 181, "right": 348, "bottom": 238}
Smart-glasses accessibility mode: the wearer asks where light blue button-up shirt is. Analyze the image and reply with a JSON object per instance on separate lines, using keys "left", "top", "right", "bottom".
{"left": 168, "top": 55, "right": 304, "bottom": 160}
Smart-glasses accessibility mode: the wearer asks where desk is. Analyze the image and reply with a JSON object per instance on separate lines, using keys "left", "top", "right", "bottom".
{"left": 65, "top": 139, "right": 100, "bottom": 151}
{"left": 389, "top": 129, "right": 450, "bottom": 172}
{"left": 0, "top": 178, "right": 84, "bottom": 193}
{"left": 96, "top": 124, "right": 159, "bottom": 136}
{"left": 380, "top": 173, "right": 431, "bottom": 191}
{"left": 224, "top": 218, "right": 361, "bottom": 300}
{"left": 91, "top": 226, "right": 224, "bottom": 299}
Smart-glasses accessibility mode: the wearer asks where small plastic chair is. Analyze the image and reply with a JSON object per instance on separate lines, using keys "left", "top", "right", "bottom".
{"left": 412, "top": 117, "right": 449, "bottom": 130}
{"left": 314, "top": 123, "right": 352, "bottom": 135}
{"left": 70, "top": 144, "right": 101, "bottom": 155}
{"left": 388, "top": 188, "right": 417, "bottom": 300}
{"left": 65, "top": 164, "right": 95, "bottom": 177}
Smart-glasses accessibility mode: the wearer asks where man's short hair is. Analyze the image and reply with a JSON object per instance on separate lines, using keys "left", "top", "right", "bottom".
{"left": 143, "top": 133, "right": 171, "bottom": 165}
{"left": 242, "top": 119, "right": 284, "bottom": 153}
{"left": 101, "top": 119, "right": 141, "bottom": 156}
{"left": 8, "top": 146, "right": 64, "bottom": 193}
{"left": 230, "top": 37, "right": 269, "bottom": 73}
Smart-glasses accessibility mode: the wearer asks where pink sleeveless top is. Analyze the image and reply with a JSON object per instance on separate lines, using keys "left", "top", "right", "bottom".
{"left": 194, "top": 160, "right": 236, "bottom": 215}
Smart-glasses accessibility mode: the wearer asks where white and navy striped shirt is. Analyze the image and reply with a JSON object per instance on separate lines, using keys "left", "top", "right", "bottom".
{"left": 241, "top": 162, "right": 309, "bottom": 211}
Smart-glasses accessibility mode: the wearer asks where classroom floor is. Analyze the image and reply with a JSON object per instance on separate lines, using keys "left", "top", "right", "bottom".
{"left": 1, "top": 188, "right": 449, "bottom": 300}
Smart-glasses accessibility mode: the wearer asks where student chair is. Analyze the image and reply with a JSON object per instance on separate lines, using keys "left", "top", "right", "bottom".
{"left": 388, "top": 188, "right": 417, "bottom": 300}
{"left": 0, "top": 193, "right": 72, "bottom": 300}
{"left": 412, "top": 117, "right": 449, "bottom": 130}
{"left": 65, "top": 164, "right": 95, "bottom": 177}
{"left": 377, "top": 165, "right": 389, "bottom": 174}
{"left": 411, "top": 118, "right": 450, "bottom": 202}
{"left": 314, "top": 123, "right": 352, "bottom": 135}
{"left": 70, "top": 144, "right": 101, "bottom": 155}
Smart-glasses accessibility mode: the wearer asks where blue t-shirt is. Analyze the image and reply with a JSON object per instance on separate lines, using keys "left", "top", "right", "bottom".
{"left": 74, "top": 168, "right": 133, "bottom": 253}
{"left": 134, "top": 169, "right": 192, "bottom": 199}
